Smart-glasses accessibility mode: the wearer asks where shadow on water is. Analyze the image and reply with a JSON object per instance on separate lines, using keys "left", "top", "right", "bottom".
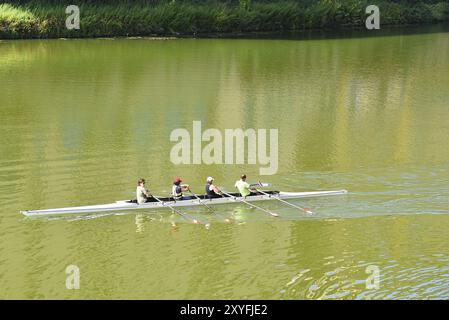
{"left": 194, "top": 23, "right": 449, "bottom": 41}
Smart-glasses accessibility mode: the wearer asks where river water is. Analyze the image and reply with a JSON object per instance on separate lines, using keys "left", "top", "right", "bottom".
{"left": 0, "top": 28, "right": 448, "bottom": 299}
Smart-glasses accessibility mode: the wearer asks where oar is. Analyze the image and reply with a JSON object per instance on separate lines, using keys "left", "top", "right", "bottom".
{"left": 152, "top": 195, "right": 201, "bottom": 225}
{"left": 255, "top": 185, "right": 313, "bottom": 214}
{"left": 187, "top": 189, "right": 231, "bottom": 223}
{"left": 187, "top": 189, "right": 214, "bottom": 212}
{"left": 220, "top": 190, "right": 279, "bottom": 217}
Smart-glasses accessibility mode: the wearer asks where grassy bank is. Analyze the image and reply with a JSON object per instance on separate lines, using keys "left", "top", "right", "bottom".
{"left": 1, "top": 0, "right": 449, "bottom": 39}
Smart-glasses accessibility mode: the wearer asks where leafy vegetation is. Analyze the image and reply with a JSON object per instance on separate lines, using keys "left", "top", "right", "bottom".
{"left": 0, "top": 0, "right": 448, "bottom": 39}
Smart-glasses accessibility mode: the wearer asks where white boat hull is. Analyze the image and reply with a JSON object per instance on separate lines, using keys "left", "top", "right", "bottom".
{"left": 21, "top": 190, "right": 348, "bottom": 217}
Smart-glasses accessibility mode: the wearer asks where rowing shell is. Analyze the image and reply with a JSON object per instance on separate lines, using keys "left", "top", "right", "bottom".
{"left": 20, "top": 190, "right": 348, "bottom": 217}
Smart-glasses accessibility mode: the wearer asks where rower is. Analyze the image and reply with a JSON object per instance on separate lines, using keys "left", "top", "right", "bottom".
{"left": 234, "top": 174, "right": 257, "bottom": 197}
{"left": 172, "top": 177, "right": 190, "bottom": 200}
{"left": 205, "top": 177, "right": 222, "bottom": 198}
{"left": 136, "top": 178, "right": 152, "bottom": 204}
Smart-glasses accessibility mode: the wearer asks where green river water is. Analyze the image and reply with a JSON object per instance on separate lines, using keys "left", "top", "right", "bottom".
{"left": 0, "top": 29, "right": 448, "bottom": 299}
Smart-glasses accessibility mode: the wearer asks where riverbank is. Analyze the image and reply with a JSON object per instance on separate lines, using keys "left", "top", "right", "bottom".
{"left": 1, "top": 0, "right": 449, "bottom": 39}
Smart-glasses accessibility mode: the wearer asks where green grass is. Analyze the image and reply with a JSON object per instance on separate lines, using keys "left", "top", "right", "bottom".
{"left": 1, "top": 0, "right": 449, "bottom": 39}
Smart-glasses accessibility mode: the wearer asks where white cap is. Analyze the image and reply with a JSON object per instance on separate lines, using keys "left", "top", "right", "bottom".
{"left": 206, "top": 176, "right": 214, "bottom": 182}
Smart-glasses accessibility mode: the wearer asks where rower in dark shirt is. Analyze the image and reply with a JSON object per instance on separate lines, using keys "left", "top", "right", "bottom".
{"left": 205, "top": 177, "right": 222, "bottom": 198}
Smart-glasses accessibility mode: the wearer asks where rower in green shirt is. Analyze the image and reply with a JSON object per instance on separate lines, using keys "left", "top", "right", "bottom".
{"left": 234, "top": 174, "right": 257, "bottom": 197}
